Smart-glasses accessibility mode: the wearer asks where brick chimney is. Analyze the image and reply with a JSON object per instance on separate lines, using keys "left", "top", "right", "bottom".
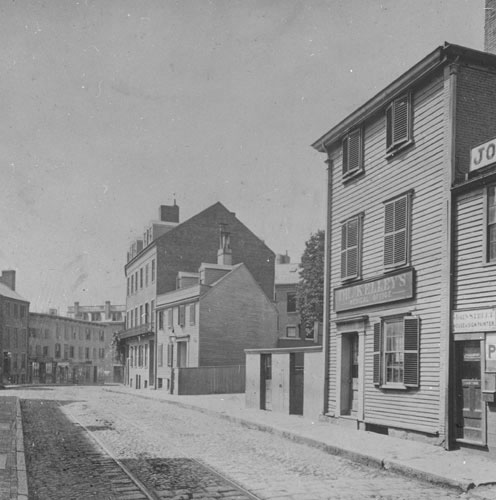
{"left": 159, "top": 202, "right": 179, "bottom": 223}
{"left": 0, "top": 270, "right": 16, "bottom": 291}
{"left": 485, "top": 0, "right": 496, "bottom": 53}
{"left": 217, "top": 224, "right": 232, "bottom": 266}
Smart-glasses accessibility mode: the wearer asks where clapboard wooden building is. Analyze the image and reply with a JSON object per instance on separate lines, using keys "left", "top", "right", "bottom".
{"left": 312, "top": 42, "right": 496, "bottom": 452}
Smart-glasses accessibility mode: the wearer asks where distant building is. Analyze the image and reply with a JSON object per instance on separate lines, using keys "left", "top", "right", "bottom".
{"left": 67, "top": 301, "right": 125, "bottom": 324}
{"left": 0, "top": 270, "right": 29, "bottom": 385}
{"left": 28, "top": 313, "right": 120, "bottom": 384}
{"left": 119, "top": 201, "right": 275, "bottom": 390}
{"left": 153, "top": 240, "right": 278, "bottom": 394}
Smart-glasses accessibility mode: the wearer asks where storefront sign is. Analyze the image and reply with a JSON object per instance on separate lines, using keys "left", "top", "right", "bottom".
{"left": 486, "top": 333, "right": 496, "bottom": 372}
{"left": 470, "top": 138, "right": 496, "bottom": 172}
{"left": 334, "top": 270, "right": 414, "bottom": 313}
{"left": 453, "top": 308, "right": 496, "bottom": 333}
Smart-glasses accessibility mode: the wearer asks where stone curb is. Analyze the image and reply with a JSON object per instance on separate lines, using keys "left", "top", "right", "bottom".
{"left": 103, "top": 389, "right": 470, "bottom": 493}
{"left": 15, "top": 398, "right": 28, "bottom": 500}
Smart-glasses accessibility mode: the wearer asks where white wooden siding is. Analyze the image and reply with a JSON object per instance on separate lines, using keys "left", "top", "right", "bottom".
{"left": 327, "top": 72, "right": 446, "bottom": 433}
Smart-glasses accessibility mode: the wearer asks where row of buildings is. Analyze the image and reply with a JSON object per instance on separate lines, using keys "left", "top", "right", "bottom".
{"left": 0, "top": 273, "right": 125, "bottom": 386}
{"left": 300, "top": 2, "right": 496, "bottom": 456}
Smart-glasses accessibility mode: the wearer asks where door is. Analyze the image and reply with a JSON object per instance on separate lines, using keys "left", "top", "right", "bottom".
{"left": 149, "top": 340, "right": 155, "bottom": 385}
{"left": 177, "top": 342, "right": 187, "bottom": 367}
{"left": 260, "top": 354, "right": 272, "bottom": 411}
{"left": 455, "top": 340, "right": 485, "bottom": 445}
{"left": 341, "top": 333, "right": 359, "bottom": 416}
{"left": 289, "top": 352, "right": 304, "bottom": 415}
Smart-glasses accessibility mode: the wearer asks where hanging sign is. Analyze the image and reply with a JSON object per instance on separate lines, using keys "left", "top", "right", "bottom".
{"left": 470, "top": 138, "right": 496, "bottom": 171}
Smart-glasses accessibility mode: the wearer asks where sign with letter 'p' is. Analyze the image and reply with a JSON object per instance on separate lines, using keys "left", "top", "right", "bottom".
{"left": 486, "top": 333, "right": 496, "bottom": 373}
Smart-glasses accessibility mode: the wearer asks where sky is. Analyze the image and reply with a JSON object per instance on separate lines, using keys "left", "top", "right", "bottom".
{"left": 0, "top": 0, "right": 485, "bottom": 313}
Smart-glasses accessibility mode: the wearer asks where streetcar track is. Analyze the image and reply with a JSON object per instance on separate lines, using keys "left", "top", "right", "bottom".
{"left": 61, "top": 398, "right": 263, "bottom": 500}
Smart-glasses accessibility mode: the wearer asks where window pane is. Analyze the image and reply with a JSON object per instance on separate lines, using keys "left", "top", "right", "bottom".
{"left": 384, "top": 319, "right": 404, "bottom": 384}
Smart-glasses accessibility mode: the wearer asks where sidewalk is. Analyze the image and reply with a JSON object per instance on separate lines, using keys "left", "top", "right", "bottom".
{"left": 0, "top": 396, "right": 27, "bottom": 500}
{"left": 105, "top": 385, "right": 496, "bottom": 499}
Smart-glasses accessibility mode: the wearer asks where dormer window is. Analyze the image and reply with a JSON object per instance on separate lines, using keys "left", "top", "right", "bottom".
{"left": 386, "top": 94, "right": 412, "bottom": 154}
{"left": 342, "top": 128, "right": 363, "bottom": 179}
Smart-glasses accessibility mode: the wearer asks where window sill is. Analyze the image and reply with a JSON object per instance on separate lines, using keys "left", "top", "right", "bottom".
{"left": 385, "top": 140, "right": 414, "bottom": 159}
{"left": 383, "top": 264, "right": 409, "bottom": 274}
{"left": 341, "top": 275, "right": 361, "bottom": 284}
{"left": 482, "top": 260, "right": 496, "bottom": 268}
{"left": 379, "top": 383, "right": 408, "bottom": 391}
{"left": 342, "top": 169, "right": 364, "bottom": 185}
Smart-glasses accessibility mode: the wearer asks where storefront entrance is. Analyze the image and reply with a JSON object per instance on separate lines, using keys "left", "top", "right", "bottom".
{"left": 455, "top": 340, "right": 485, "bottom": 445}
{"left": 341, "top": 332, "right": 359, "bottom": 416}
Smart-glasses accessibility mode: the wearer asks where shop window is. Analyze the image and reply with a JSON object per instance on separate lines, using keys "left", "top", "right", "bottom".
{"left": 342, "top": 128, "right": 363, "bottom": 179}
{"left": 341, "top": 214, "right": 363, "bottom": 280}
{"left": 384, "top": 192, "right": 412, "bottom": 269}
{"left": 386, "top": 93, "right": 412, "bottom": 154}
{"left": 373, "top": 316, "right": 419, "bottom": 388}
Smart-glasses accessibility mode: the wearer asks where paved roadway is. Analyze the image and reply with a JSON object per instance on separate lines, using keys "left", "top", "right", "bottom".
{"left": 8, "top": 386, "right": 480, "bottom": 500}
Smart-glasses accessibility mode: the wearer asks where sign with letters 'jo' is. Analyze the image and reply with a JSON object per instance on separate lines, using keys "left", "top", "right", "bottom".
{"left": 470, "top": 137, "right": 496, "bottom": 172}
{"left": 486, "top": 333, "right": 496, "bottom": 373}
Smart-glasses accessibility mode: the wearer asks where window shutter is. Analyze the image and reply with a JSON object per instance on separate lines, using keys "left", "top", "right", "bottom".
{"left": 341, "top": 218, "right": 359, "bottom": 280}
{"left": 403, "top": 317, "right": 420, "bottom": 387}
{"left": 167, "top": 344, "right": 172, "bottom": 367}
{"left": 384, "top": 202, "right": 395, "bottom": 266}
{"left": 341, "top": 224, "right": 347, "bottom": 278}
{"left": 393, "top": 95, "right": 410, "bottom": 145}
{"left": 342, "top": 129, "right": 362, "bottom": 177}
{"left": 393, "top": 197, "right": 407, "bottom": 264}
{"left": 179, "top": 305, "right": 185, "bottom": 326}
{"left": 373, "top": 322, "right": 382, "bottom": 386}
{"left": 386, "top": 103, "right": 393, "bottom": 150}
{"left": 168, "top": 309, "right": 173, "bottom": 329}
{"left": 342, "top": 136, "right": 349, "bottom": 176}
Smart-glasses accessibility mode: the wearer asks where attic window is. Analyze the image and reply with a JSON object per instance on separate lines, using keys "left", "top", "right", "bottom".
{"left": 342, "top": 128, "right": 363, "bottom": 179}
{"left": 386, "top": 94, "right": 412, "bottom": 154}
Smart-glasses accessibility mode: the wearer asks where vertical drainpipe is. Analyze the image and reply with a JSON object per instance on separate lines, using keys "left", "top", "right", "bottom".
{"left": 322, "top": 146, "right": 333, "bottom": 416}
{"left": 445, "top": 60, "right": 458, "bottom": 449}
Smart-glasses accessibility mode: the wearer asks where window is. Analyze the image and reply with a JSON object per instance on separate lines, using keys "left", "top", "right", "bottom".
{"left": 69, "top": 346, "right": 75, "bottom": 358}
{"left": 86, "top": 328, "right": 91, "bottom": 340}
{"left": 64, "top": 327, "right": 69, "bottom": 340}
{"left": 4, "top": 302, "right": 10, "bottom": 317}
{"left": 13, "top": 303, "right": 18, "bottom": 318}
{"left": 20, "top": 305, "right": 26, "bottom": 318}
{"left": 286, "top": 293, "right": 297, "bottom": 313}
{"left": 167, "top": 344, "right": 173, "bottom": 367}
{"left": 91, "top": 312, "right": 101, "bottom": 321}
{"left": 151, "top": 300, "right": 155, "bottom": 327}
{"left": 145, "top": 303, "right": 149, "bottom": 324}
{"left": 158, "top": 344, "right": 163, "bottom": 366}
{"left": 131, "top": 274, "right": 134, "bottom": 294}
{"left": 386, "top": 94, "right": 412, "bottom": 154}
{"left": 85, "top": 347, "right": 90, "bottom": 359}
{"left": 373, "top": 316, "right": 419, "bottom": 388}
{"left": 78, "top": 346, "right": 83, "bottom": 359}
{"left": 168, "top": 309, "right": 173, "bottom": 329}
{"left": 152, "top": 259, "right": 156, "bottom": 282}
{"left": 140, "top": 305, "right": 144, "bottom": 325}
{"left": 341, "top": 215, "right": 363, "bottom": 280}
{"left": 127, "top": 277, "right": 130, "bottom": 296}
{"left": 145, "top": 264, "right": 149, "bottom": 287}
{"left": 4, "top": 328, "right": 10, "bottom": 349}
{"left": 55, "top": 343, "right": 61, "bottom": 358}
{"left": 179, "top": 305, "right": 185, "bottom": 327}
{"left": 93, "top": 347, "right": 97, "bottom": 359}
{"left": 487, "top": 185, "right": 496, "bottom": 262}
{"left": 384, "top": 193, "right": 411, "bottom": 269}
{"left": 286, "top": 326, "right": 298, "bottom": 338}
{"left": 158, "top": 310, "right": 164, "bottom": 330}
{"left": 189, "top": 304, "right": 196, "bottom": 325}
{"left": 64, "top": 344, "right": 69, "bottom": 360}
{"left": 13, "top": 328, "right": 18, "bottom": 348}
{"left": 99, "top": 330, "right": 105, "bottom": 342}
{"left": 140, "top": 268, "right": 143, "bottom": 289}
{"left": 342, "top": 129, "right": 363, "bottom": 178}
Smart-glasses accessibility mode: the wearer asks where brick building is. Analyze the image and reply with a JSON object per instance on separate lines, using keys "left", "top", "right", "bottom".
{"left": 311, "top": 37, "right": 496, "bottom": 453}
{"left": 28, "top": 313, "right": 118, "bottom": 384}
{"left": 119, "top": 201, "right": 275, "bottom": 390}
{"left": 66, "top": 301, "right": 125, "bottom": 324}
{"left": 0, "top": 271, "right": 29, "bottom": 385}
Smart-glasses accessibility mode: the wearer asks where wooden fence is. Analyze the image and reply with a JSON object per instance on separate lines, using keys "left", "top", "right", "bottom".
{"left": 175, "top": 365, "right": 245, "bottom": 395}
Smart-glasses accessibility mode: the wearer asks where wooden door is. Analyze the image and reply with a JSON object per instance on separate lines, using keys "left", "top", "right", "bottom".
{"left": 455, "top": 341, "right": 485, "bottom": 445}
{"left": 261, "top": 354, "right": 272, "bottom": 411}
{"left": 289, "top": 352, "right": 304, "bottom": 415}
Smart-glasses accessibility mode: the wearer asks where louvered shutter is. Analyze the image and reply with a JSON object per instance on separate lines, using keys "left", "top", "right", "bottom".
{"left": 393, "top": 95, "right": 410, "bottom": 145}
{"left": 341, "top": 224, "right": 347, "bottom": 278}
{"left": 386, "top": 103, "right": 393, "bottom": 150}
{"left": 168, "top": 309, "right": 173, "bottom": 329}
{"left": 403, "top": 317, "right": 419, "bottom": 387}
{"left": 342, "top": 129, "right": 362, "bottom": 176}
{"left": 393, "top": 197, "right": 407, "bottom": 265}
{"left": 179, "top": 305, "right": 185, "bottom": 326}
{"left": 373, "top": 322, "right": 382, "bottom": 386}
{"left": 346, "top": 218, "right": 358, "bottom": 278}
{"left": 384, "top": 202, "right": 395, "bottom": 266}
{"left": 342, "top": 136, "right": 349, "bottom": 176}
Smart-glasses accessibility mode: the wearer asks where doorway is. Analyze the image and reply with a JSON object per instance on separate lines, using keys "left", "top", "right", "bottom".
{"left": 260, "top": 354, "right": 272, "bottom": 411}
{"left": 341, "top": 332, "right": 359, "bottom": 416}
{"left": 289, "top": 352, "right": 304, "bottom": 415}
{"left": 455, "top": 340, "right": 485, "bottom": 445}
{"left": 177, "top": 342, "right": 187, "bottom": 368}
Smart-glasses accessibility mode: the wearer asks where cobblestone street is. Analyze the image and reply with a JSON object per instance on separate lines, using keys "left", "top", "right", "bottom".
{"left": 9, "top": 386, "right": 484, "bottom": 500}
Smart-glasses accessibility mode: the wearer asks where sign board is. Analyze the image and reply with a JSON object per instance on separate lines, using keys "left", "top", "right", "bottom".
{"left": 470, "top": 138, "right": 496, "bottom": 172}
{"left": 334, "top": 269, "right": 414, "bottom": 313}
{"left": 486, "top": 333, "right": 496, "bottom": 373}
{"left": 453, "top": 308, "right": 496, "bottom": 333}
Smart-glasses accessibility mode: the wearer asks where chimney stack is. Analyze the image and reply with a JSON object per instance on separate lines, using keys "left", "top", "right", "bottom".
{"left": 0, "top": 270, "right": 16, "bottom": 291}
{"left": 159, "top": 202, "right": 180, "bottom": 223}
{"left": 485, "top": 0, "right": 496, "bottom": 53}
{"left": 217, "top": 224, "right": 232, "bottom": 266}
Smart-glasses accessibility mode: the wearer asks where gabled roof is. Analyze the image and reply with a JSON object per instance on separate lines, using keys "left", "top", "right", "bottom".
{"left": 125, "top": 201, "right": 274, "bottom": 269}
{"left": 0, "top": 283, "right": 28, "bottom": 302}
{"left": 311, "top": 43, "right": 496, "bottom": 152}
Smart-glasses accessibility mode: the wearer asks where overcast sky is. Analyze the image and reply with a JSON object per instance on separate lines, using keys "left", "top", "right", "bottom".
{"left": 1, "top": 0, "right": 484, "bottom": 313}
